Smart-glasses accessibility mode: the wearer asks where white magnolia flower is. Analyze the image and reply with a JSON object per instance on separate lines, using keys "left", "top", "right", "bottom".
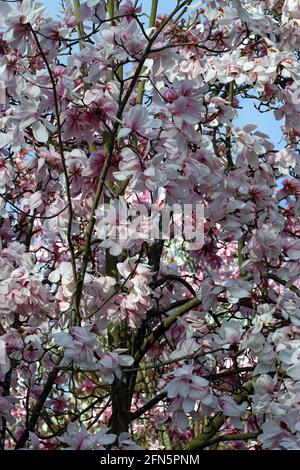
{"left": 60, "top": 423, "right": 116, "bottom": 450}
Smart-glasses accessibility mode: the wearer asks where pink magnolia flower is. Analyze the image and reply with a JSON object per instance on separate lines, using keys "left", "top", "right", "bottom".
{"left": 258, "top": 420, "right": 294, "bottom": 450}
{"left": 276, "top": 178, "right": 300, "bottom": 200}
{"left": 53, "top": 325, "right": 97, "bottom": 369}
{"left": 165, "top": 79, "right": 207, "bottom": 126}
{"left": 65, "top": 149, "right": 87, "bottom": 196}
{"left": 117, "top": 1, "right": 142, "bottom": 22}
{"left": 0, "top": 1, "right": 45, "bottom": 51}
{"left": 97, "top": 349, "right": 134, "bottom": 383}
{"left": 1, "top": 0, "right": 300, "bottom": 452}
{"left": 60, "top": 422, "right": 116, "bottom": 450}
{"left": 219, "top": 395, "right": 247, "bottom": 418}
{"left": 82, "top": 150, "right": 107, "bottom": 177}
{"left": 214, "top": 320, "right": 244, "bottom": 349}
{"left": 277, "top": 290, "right": 300, "bottom": 325}
{"left": 118, "top": 105, "right": 161, "bottom": 138}
{"left": 164, "top": 365, "right": 218, "bottom": 429}
{"left": 282, "top": 0, "right": 300, "bottom": 21}
{"left": 252, "top": 374, "right": 280, "bottom": 414}
{"left": 113, "top": 147, "right": 142, "bottom": 185}
{"left": 118, "top": 432, "right": 142, "bottom": 450}
{"left": 275, "top": 148, "right": 297, "bottom": 175}
{"left": 62, "top": 108, "right": 94, "bottom": 142}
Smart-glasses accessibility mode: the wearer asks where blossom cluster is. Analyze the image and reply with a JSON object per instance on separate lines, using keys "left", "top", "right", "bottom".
{"left": 0, "top": 0, "right": 299, "bottom": 451}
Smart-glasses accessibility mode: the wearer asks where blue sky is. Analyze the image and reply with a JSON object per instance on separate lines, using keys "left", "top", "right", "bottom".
{"left": 44, "top": 0, "right": 174, "bottom": 17}
{"left": 42, "top": 0, "right": 283, "bottom": 147}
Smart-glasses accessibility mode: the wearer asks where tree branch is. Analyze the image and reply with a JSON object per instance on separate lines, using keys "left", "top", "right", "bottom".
{"left": 187, "top": 382, "right": 254, "bottom": 451}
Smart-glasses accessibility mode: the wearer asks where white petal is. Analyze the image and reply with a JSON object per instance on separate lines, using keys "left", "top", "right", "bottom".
{"left": 182, "top": 397, "right": 195, "bottom": 414}
{"left": 48, "top": 269, "right": 60, "bottom": 283}
{"left": 32, "top": 121, "right": 49, "bottom": 143}
{"left": 109, "top": 243, "right": 122, "bottom": 257}
{"left": 118, "top": 128, "right": 131, "bottom": 139}
{"left": 286, "top": 363, "right": 300, "bottom": 380}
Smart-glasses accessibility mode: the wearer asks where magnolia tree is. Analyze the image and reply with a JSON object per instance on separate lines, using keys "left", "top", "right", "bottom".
{"left": 0, "top": 0, "right": 300, "bottom": 451}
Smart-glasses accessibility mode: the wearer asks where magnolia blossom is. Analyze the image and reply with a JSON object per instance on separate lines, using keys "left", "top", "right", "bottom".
{"left": 218, "top": 395, "right": 247, "bottom": 419}
{"left": 282, "top": 0, "right": 300, "bottom": 22}
{"left": 275, "top": 148, "right": 296, "bottom": 174}
{"left": 0, "top": 0, "right": 300, "bottom": 453}
{"left": 118, "top": 432, "right": 142, "bottom": 450}
{"left": 118, "top": 105, "right": 161, "bottom": 138}
{"left": 97, "top": 349, "right": 134, "bottom": 383}
{"left": 53, "top": 325, "right": 97, "bottom": 369}
{"left": 214, "top": 320, "right": 244, "bottom": 349}
{"left": 252, "top": 374, "right": 280, "bottom": 414}
{"left": 276, "top": 340, "right": 300, "bottom": 380}
{"left": 164, "top": 365, "right": 218, "bottom": 429}
{"left": 60, "top": 423, "right": 116, "bottom": 450}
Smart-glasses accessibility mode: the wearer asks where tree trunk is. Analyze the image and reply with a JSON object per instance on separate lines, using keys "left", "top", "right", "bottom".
{"left": 109, "top": 379, "right": 130, "bottom": 435}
